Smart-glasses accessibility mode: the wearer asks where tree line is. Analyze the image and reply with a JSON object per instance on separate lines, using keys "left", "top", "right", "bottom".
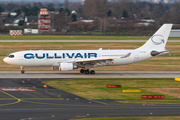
{"left": 0, "top": 0, "right": 180, "bottom": 35}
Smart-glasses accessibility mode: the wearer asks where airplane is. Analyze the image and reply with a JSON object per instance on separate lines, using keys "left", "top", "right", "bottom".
{"left": 3, "top": 24, "right": 173, "bottom": 74}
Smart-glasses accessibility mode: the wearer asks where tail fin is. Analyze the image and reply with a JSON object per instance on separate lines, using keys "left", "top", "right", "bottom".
{"left": 137, "top": 24, "right": 173, "bottom": 50}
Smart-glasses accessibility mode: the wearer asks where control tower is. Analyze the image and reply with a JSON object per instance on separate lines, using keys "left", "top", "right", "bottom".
{"left": 38, "top": 9, "right": 51, "bottom": 32}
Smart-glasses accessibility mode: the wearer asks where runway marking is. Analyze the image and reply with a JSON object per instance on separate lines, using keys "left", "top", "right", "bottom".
{"left": 21, "top": 99, "right": 117, "bottom": 107}
{"left": 21, "top": 98, "right": 64, "bottom": 100}
{"left": 0, "top": 90, "right": 21, "bottom": 107}
{"left": 0, "top": 98, "right": 64, "bottom": 100}
{"left": 0, "top": 106, "right": 180, "bottom": 112}
{"left": 0, "top": 90, "right": 109, "bottom": 107}
{"left": 88, "top": 100, "right": 108, "bottom": 105}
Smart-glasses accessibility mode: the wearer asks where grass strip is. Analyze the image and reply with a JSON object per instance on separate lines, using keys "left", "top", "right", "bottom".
{"left": 0, "top": 35, "right": 180, "bottom": 40}
{"left": 116, "top": 100, "right": 180, "bottom": 104}
{"left": 43, "top": 78, "right": 180, "bottom": 100}
{"left": 71, "top": 116, "right": 180, "bottom": 120}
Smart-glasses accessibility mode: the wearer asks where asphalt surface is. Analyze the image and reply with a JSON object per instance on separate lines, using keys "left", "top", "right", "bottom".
{"left": 0, "top": 71, "right": 180, "bottom": 78}
{"left": 0, "top": 40, "right": 180, "bottom": 42}
{"left": 0, "top": 78, "right": 180, "bottom": 120}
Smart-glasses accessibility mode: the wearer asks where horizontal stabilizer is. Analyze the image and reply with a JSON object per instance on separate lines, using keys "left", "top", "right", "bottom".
{"left": 151, "top": 49, "right": 174, "bottom": 56}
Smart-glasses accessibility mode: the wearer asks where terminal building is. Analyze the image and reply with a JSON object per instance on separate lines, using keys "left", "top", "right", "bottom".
{"left": 38, "top": 9, "right": 51, "bottom": 32}
{"left": 169, "top": 30, "right": 180, "bottom": 38}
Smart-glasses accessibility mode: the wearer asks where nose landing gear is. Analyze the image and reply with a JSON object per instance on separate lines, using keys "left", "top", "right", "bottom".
{"left": 20, "top": 66, "right": 25, "bottom": 74}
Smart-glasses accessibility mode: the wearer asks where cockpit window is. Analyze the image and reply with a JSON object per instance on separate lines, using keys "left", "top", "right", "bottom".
{"left": 8, "top": 55, "right": 14, "bottom": 58}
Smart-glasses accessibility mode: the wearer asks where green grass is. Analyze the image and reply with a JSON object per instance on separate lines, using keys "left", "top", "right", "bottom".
{"left": 43, "top": 78, "right": 180, "bottom": 100}
{"left": 117, "top": 100, "right": 180, "bottom": 104}
{"left": 0, "top": 35, "right": 180, "bottom": 40}
{"left": 139, "top": 59, "right": 180, "bottom": 65}
{"left": 71, "top": 116, "right": 180, "bottom": 120}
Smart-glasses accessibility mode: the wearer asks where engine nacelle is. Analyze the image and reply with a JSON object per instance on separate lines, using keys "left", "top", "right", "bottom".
{"left": 59, "top": 63, "right": 78, "bottom": 71}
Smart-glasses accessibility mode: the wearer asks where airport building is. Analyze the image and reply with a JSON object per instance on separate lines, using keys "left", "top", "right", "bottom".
{"left": 151, "top": 0, "right": 169, "bottom": 3}
{"left": 38, "top": 9, "right": 51, "bottom": 32}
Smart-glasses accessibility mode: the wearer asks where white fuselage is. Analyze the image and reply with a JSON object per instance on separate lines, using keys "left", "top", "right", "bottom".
{"left": 3, "top": 49, "right": 153, "bottom": 67}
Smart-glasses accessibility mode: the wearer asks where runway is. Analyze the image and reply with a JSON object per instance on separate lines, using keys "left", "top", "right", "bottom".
{"left": 1, "top": 78, "right": 180, "bottom": 120}
{"left": 0, "top": 71, "right": 180, "bottom": 78}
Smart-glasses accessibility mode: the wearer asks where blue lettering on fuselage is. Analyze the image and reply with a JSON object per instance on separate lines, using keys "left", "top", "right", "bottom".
{"left": 24, "top": 53, "right": 97, "bottom": 59}
{"left": 54, "top": 53, "right": 61, "bottom": 58}
{"left": 75, "top": 53, "right": 83, "bottom": 58}
{"left": 36, "top": 53, "right": 45, "bottom": 59}
{"left": 24, "top": 53, "right": 34, "bottom": 59}
{"left": 66, "top": 53, "right": 75, "bottom": 58}
{"left": 88, "top": 53, "right": 97, "bottom": 58}
{"left": 46, "top": 53, "right": 53, "bottom": 59}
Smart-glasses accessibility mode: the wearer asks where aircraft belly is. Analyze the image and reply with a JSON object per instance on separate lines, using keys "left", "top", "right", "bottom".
{"left": 115, "top": 56, "right": 134, "bottom": 65}
{"left": 21, "top": 59, "right": 53, "bottom": 67}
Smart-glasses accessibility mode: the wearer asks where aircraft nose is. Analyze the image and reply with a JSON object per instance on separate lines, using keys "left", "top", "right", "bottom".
{"left": 3, "top": 57, "right": 8, "bottom": 63}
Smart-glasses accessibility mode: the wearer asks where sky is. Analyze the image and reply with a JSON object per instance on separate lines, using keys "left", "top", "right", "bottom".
{"left": 0, "top": 0, "right": 150, "bottom": 2}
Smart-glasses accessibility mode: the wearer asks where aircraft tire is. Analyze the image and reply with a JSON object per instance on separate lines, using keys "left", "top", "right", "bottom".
{"left": 90, "top": 70, "right": 95, "bottom": 74}
{"left": 21, "top": 70, "right": 25, "bottom": 74}
{"left": 80, "top": 69, "right": 85, "bottom": 73}
{"left": 85, "top": 70, "right": 89, "bottom": 74}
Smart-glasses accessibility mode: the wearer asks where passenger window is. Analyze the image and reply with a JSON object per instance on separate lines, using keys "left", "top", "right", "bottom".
{"left": 8, "top": 55, "right": 14, "bottom": 58}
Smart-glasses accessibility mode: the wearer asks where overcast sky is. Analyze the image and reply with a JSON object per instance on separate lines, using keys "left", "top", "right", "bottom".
{"left": 0, "top": 0, "right": 149, "bottom": 2}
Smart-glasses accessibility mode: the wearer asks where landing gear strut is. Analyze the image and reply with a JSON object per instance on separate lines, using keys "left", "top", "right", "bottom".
{"left": 20, "top": 66, "right": 25, "bottom": 74}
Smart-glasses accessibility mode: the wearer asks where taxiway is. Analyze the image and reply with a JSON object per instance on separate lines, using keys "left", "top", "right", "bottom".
{"left": 0, "top": 78, "right": 180, "bottom": 120}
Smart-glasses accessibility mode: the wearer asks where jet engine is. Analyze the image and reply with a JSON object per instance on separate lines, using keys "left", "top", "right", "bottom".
{"left": 59, "top": 63, "right": 78, "bottom": 71}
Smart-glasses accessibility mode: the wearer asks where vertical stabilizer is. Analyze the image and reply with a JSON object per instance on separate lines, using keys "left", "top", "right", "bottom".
{"left": 137, "top": 24, "right": 173, "bottom": 50}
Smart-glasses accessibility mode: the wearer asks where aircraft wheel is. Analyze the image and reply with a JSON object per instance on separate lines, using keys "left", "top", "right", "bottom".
{"left": 80, "top": 69, "right": 85, "bottom": 73}
{"left": 90, "top": 70, "right": 95, "bottom": 74}
{"left": 21, "top": 70, "right": 25, "bottom": 74}
{"left": 85, "top": 70, "right": 89, "bottom": 74}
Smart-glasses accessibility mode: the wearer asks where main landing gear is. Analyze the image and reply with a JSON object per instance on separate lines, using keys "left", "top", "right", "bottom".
{"left": 20, "top": 66, "right": 25, "bottom": 74}
{"left": 80, "top": 69, "right": 95, "bottom": 74}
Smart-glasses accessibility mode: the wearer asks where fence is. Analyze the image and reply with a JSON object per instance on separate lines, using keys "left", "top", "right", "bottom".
{"left": 9, "top": 30, "right": 22, "bottom": 35}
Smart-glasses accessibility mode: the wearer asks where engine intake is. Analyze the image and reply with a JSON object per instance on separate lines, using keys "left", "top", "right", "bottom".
{"left": 59, "top": 63, "right": 78, "bottom": 71}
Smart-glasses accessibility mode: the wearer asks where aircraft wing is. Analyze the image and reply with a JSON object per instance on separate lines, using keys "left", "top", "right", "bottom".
{"left": 67, "top": 52, "right": 131, "bottom": 64}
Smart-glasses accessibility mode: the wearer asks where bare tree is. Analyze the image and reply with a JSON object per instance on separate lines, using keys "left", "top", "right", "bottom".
{"left": 64, "top": 0, "right": 69, "bottom": 9}
{"left": 69, "top": 2, "right": 82, "bottom": 11}
{"left": 33, "top": 2, "right": 44, "bottom": 8}
{"left": 111, "top": 0, "right": 136, "bottom": 18}
{"left": 83, "top": 0, "right": 108, "bottom": 18}
{"left": 141, "top": 4, "right": 151, "bottom": 18}
{"left": 169, "top": 2, "right": 180, "bottom": 24}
